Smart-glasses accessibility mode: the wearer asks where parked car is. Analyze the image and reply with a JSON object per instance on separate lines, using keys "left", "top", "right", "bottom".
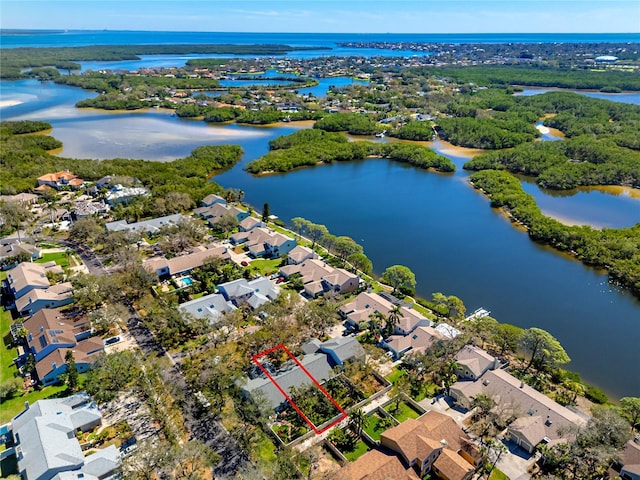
{"left": 241, "top": 260, "right": 249, "bottom": 267}
{"left": 104, "top": 336, "right": 120, "bottom": 346}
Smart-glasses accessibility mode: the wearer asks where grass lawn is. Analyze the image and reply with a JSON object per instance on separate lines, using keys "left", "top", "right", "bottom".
{"left": 249, "top": 258, "right": 282, "bottom": 276}
{"left": 363, "top": 413, "right": 397, "bottom": 441}
{"left": 1, "top": 308, "right": 19, "bottom": 384}
{"left": 489, "top": 467, "right": 510, "bottom": 480}
{"left": 385, "top": 367, "right": 406, "bottom": 385}
{"left": 0, "top": 384, "right": 68, "bottom": 423}
{"left": 407, "top": 301, "right": 436, "bottom": 320}
{"left": 384, "top": 399, "right": 421, "bottom": 422}
{"left": 412, "top": 382, "right": 440, "bottom": 402}
{"left": 342, "top": 439, "right": 370, "bottom": 462}
{"left": 36, "top": 251, "right": 69, "bottom": 268}
{"left": 252, "top": 429, "right": 277, "bottom": 463}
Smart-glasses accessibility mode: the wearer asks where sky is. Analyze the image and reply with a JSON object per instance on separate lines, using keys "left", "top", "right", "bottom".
{"left": 1, "top": 0, "right": 639, "bottom": 34}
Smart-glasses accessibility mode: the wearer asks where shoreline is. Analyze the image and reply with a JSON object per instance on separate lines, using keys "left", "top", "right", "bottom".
{"left": 0, "top": 99, "right": 24, "bottom": 108}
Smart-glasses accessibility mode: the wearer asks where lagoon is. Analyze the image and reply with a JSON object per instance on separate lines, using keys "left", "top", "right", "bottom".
{"left": 1, "top": 79, "right": 639, "bottom": 398}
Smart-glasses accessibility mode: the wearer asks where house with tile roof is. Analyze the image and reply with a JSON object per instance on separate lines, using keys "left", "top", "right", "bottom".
{"left": 449, "top": 348, "right": 588, "bottom": 454}
{"left": 379, "top": 411, "right": 478, "bottom": 479}
{"left": 238, "top": 216, "right": 265, "bottom": 232}
{"left": 201, "top": 193, "right": 227, "bottom": 207}
{"left": 332, "top": 449, "right": 420, "bottom": 480}
{"left": 382, "top": 326, "right": 445, "bottom": 360}
{"left": 10, "top": 393, "right": 120, "bottom": 480}
{"left": 23, "top": 309, "right": 104, "bottom": 386}
{"left": 286, "top": 245, "right": 318, "bottom": 265}
{"left": 36, "top": 170, "right": 84, "bottom": 190}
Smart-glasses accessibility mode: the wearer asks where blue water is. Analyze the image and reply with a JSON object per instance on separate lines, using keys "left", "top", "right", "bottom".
{"left": 3, "top": 30, "right": 639, "bottom": 49}
{"left": 517, "top": 88, "right": 640, "bottom": 105}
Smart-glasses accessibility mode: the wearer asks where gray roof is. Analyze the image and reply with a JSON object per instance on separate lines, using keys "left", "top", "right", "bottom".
{"left": 320, "top": 336, "right": 366, "bottom": 363}
{"left": 15, "top": 413, "right": 84, "bottom": 480}
{"left": 105, "top": 213, "right": 185, "bottom": 234}
{"left": 178, "top": 293, "right": 235, "bottom": 323}
{"left": 81, "top": 445, "right": 121, "bottom": 478}
{"left": 243, "top": 352, "right": 336, "bottom": 410}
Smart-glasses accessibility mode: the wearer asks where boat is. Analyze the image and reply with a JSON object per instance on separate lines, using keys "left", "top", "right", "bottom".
{"left": 375, "top": 131, "right": 386, "bottom": 138}
{"left": 465, "top": 307, "right": 491, "bottom": 321}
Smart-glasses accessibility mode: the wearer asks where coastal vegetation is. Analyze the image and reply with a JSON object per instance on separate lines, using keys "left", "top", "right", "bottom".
{"left": 0, "top": 122, "right": 241, "bottom": 206}
{"left": 246, "top": 129, "right": 455, "bottom": 173}
{"left": 469, "top": 169, "right": 640, "bottom": 295}
{"left": 0, "top": 44, "right": 329, "bottom": 78}
{"left": 420, "top": 65, "right": 640, "bottom": 91}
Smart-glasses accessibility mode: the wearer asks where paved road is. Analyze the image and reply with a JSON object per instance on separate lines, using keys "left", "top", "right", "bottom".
{"left": 60, "top": 239, "right": 107, "bottom": 276}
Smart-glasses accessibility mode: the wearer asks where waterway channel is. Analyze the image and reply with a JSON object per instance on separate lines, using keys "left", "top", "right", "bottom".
{"left": 1, "top": 79, "right": 639, "bottom": 398}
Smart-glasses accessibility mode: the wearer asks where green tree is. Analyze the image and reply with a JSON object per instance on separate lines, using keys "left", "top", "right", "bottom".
{"left": 213, "top": 213, "right": 239, "bottom": 238}
{"left": 307, "top": 222, "right": 328, "bottom": 249}
{"left": 261, "top": 202, "right": 270, "bottom": 223}
{"left": 519, "top": 327, "right": 570, "bottom": 374}
{"left": 68, "top": 217, "right": 104, "bottom": 245}
{"left": 381, "top": 265, "right": 416, "bottom": 295}
{"left": 65, "top": 350, "right": 79, "bottom": 392}
{"left": 492, "top": 323, "right": 522, "bottom": 355}
{"left": 620, "top": 397, "right": 640, "bottom": 432}
{"left": 349, "top": 408, "right": 369, "bottom": 437}
{"left": 347, "top": 252, "right": 373, "bottom": 275}
{"left": 385, "top": 306, "right": 404, "bottom": 338}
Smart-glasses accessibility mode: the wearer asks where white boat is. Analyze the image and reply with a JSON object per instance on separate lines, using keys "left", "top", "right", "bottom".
{"left": 465, "top": 307, "right": 491, "bottom": 321}
{"left": 375, "top": 132, "right": 386, "bottom": 138}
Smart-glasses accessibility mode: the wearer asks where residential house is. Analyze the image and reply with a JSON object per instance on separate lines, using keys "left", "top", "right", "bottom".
{"left": 286, "top": 245, "right": 318, "bottom": 265}
{"left": 379, "top": 411, "right": 479, "bottom": 479}
{"left": 178, "top": 293, "right": 236, "bottom": 325}
{"left": 339, "top": 292, "right": 432, "bottom": 336}
{"left": 11, "top": 393, "right": 120, "bottom": 480}
{"left": 217, "top": 276, "right": 280, "bottom": 310}
{"left": 454, "top": 345, "right": 501, "bottom": 380}
{"left": 143, "top": 245, "right": 230, "bottom": 278}
{"left": 71, "top": 200, "right": 110, "bottom": 219}
{"left": 280, "top": 259, "right": 359, "bottom": 297}
{"left": 194, "top": 203, "right": 249, "bottom": 226}
{"left": 383, "top": 326, "right": 445, "bottom": 360}
{"left": 241, "top": 337, "right": 365, "bottom": 411}
{"left": 3, "top": 262, "right": 73, "bottom": 316}
{"left": 231, "top": 227, "right": 297, "bottom": 258}
{"left": 36, "top": 170, "right": 84, "bottom": 190}
{"left": 105, "top": 184, "right": 149, "bottom": 206}
{"left": 105, "top": 213, "right": 186, "bottom": 235}
{"left": 611, "top": 439, "right": 640, "bottom": 480}
{"left": 201, "top": 193, "right": 227, "bottom": 207}
{"left": 449, "top": 349, "right": 588, "bottom": 454}
{"left": 0, "top": 242, "right": 42, "bottom": 269}
{"left": 435, "top": 323, "right": 462, "bottom": 339}
{"left": 23, "top": 309, "right": 104, "bottom": 386}
{"left": 0, "top": 192, "right": 39, "bottom": 206}
{"left": 238, "top": 216, "right": 265, "bottom": 232}
{"left": 332, "top": 449, "right": 420, "bottom": 480}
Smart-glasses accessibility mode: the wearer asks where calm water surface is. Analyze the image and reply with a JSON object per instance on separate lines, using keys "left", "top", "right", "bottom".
{"left": 1, "top": 79, "right": 639, "bottom": 398}
{"left": 516, "top": 88, "right": 640, "bottom": 105}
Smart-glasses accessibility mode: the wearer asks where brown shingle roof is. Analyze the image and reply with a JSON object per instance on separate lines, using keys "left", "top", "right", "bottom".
{"left": 432, "top": 448, "right": 474, "bottom": 480}
{"left": 332, "top": 449, "right": 419, "bottom": 480}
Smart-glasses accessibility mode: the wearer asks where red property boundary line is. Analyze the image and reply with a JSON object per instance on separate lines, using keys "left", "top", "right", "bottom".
{"left": 252, "top": 344, "right": 347, "bottom": 434}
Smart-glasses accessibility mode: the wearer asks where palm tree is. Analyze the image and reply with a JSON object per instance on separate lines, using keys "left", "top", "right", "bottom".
{"left": 349, "top": 408, "right": 369, "bottom": 438}
{"left": 385, "top": 305, "right": 404, "bottom": 337}
{"left": 368, "top": 311, "right": 385, "bottom": 339}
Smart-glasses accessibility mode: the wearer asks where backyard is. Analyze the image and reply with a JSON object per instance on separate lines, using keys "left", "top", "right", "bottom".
{"left": 384, "top": 398, "right": 423, "bottom": 422}
{"left": 363, "top": 411, "right": 398, "bottom": 442}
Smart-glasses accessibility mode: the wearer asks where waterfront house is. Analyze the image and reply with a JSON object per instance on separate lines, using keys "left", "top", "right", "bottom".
{"left": 194, "top": 203, "right": 250, "bottom": 226}
{"left": 11, "top": 393, "right": 121, "bottom": 480}
{"left": 448, "top": 347, "right": 588, "bottom": 454}
{"left": 201, "top": 193, "right": 227, "bottom": 207}
{"left": 454, "top": 345, "right": 501, "bottom": 380}
{"left": 286, "top": 245, "right": 318, "bottom": 265}
{"left": 238, "top": 216, "right": 265, "bottom": 232}
{"left": 339, "top": 292, "right": 432, "bottom": 336}
{"left": 231, "top": 227, "right": 297, "bottom": 258}
{"left": 279, "top": 258, "right": 359, "bottom": 297}
{"left": 383, "top": 326, "right": 445, "bottom": 360}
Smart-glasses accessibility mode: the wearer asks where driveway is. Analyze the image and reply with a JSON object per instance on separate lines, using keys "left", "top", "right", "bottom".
{"left": 60, "top": 239, "right": 107, "bottom": 276}
{"left": 495, "top": 439, "right": 534, "bottom": 480}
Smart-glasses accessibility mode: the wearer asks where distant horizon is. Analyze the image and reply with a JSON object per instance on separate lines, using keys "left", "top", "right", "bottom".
{"left": 2, "top": 28, "right": 639, "bottom": 35}
{"left": 2, "top": 1, "right": 639, "bottom": 35}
